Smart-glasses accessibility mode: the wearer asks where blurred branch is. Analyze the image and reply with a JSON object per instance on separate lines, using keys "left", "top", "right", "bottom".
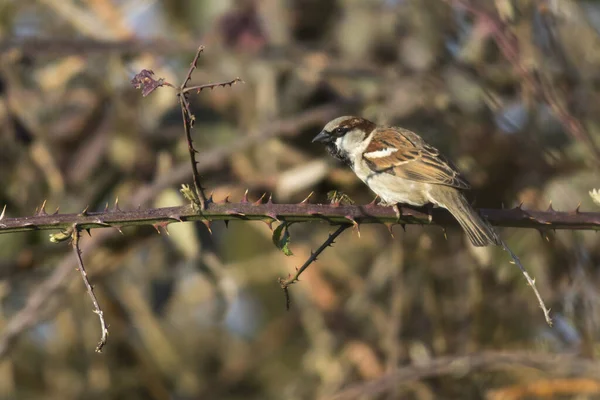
{"left": 0, "top": 38, "right": 194, "bottom": 56}
{"left": 328, "top": 351, "right": 600, "bottom": 400}
{"left": 1, "top": 202, "right": 599, "bottom": 235}
{"left": 445, "top": 0, "right": 600, "bottom": 162}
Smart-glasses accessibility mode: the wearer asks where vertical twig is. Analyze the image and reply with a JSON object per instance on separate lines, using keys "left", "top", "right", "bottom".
{"left": 71, "top": 224, "right": 109, "bottom": 352}
{"left": 178, "top": 46, "right": 209, "bottom": 210}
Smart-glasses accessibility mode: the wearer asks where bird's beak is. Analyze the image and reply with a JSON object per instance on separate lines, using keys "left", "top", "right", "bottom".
{"left": 312, "top": 130, "right": 334, "bottom": 143}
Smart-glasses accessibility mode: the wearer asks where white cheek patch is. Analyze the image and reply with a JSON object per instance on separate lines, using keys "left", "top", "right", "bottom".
{"left": 364, "top": 148, "right": 398, "bottom": 159}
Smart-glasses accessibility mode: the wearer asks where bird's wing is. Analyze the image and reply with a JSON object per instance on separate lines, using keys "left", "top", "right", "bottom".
{"left": 362, "top": 127, "right": 471, "bottom": 190}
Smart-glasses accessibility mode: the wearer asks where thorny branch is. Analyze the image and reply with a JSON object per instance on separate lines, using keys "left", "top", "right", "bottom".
{"left": 501, "top": 240, "right": 551, "bottom": 325}
{"left": 1, "top": 200, "right": 599, "bottom": 234}
{"left": 71, "top": 225, "right": 108, "bottom": 352}
{"left": 279, "top": 225, "right": 350, "bottom": 310}
{"left": 131, "top": 46, "right": 242, "bottom": 210}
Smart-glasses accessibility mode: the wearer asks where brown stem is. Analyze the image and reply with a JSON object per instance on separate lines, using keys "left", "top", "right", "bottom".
{"left": 71, "top": 225, "right": 109, "bottom": 352}
{"left": 1, "top": 202, "right": 598, "bottom": 234}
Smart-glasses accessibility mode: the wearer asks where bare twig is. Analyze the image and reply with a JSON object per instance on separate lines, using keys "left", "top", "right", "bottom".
{"left": 501, "top": 240, "right": 552, "bottom": 325}
{"left": 279, "top": 225, "right": 350, "bottom": 309}
{"left": 182, "top": 77, "right": 243, "bottom": 94}
{"left": 131, "top": 46, "right": 242, "bottom": 210}
{"left": 179, "top": 46, "right": 209, "bottom": 210}
{"left": 71, "top": 225, "right": 108, "bottom": 352}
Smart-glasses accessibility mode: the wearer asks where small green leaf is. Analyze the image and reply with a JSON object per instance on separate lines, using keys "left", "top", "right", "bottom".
{"left": 272, "top": 222, "right": 294, "bottom": 256}
{"left": 49, "top": 228, "right": 73, "bottom": 243}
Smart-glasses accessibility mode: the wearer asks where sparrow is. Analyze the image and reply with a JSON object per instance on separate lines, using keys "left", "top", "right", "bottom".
{"left": 312, "top": 116, "right": 501, "bottom": 247}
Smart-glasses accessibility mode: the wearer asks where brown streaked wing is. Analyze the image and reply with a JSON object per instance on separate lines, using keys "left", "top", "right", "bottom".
{"left": 362, "top": 127, "right": 471, "bottom": 190}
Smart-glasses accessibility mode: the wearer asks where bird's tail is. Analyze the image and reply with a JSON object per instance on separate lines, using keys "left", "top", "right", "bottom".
{"left": 433, "top": 187, "right": 501, "bottom": 247}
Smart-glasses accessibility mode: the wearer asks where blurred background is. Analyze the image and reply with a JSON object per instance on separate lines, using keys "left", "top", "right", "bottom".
{"left": 1, "top": 0, "right": 600, "bottom": 398}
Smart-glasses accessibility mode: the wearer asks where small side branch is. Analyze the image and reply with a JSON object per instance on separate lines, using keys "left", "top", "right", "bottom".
{"left": 279, "top": 224, "right": 350, "bottom": 309}
{"left": 71, "top": 225, "right": 108, "bottom": 352}
{"left": 501, "top": 240, "right": 552, "bottom": 326}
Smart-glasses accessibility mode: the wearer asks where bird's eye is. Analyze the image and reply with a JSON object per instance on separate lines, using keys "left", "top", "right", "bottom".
{"left": 334, "top": 127, "right": 347, "bottom": 135}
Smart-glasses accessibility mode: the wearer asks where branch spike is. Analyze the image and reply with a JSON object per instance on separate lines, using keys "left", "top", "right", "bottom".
{"left": 241, "top": 189, "right": 249, "bottom": 203}
{"left": 104, "top": 203, "right": 109, "bottom": 212}
{"left": 0, "top": 205, "right": 5, "bottom": 220}
{"left": 300, "top": 191, "right": 314, "bottom": 205}
{"left": 38, "top": 200, "right": 48, "bottom": 216}
{"left": 574, "top": 203, "right": 581, "bottom": 214}
{"left": 254, "top": 192, "right": 267, "bottom": 205}
{"left": 384, "top": 223, "right": 395, "bottom": 238}
{"left": 442, "top": 227, "right": 448, "bottom": 240}
{"left": 267, "top": 193, "right": 274, "bottom": 204}
{"left": 114, "top": 197, "right": 121, "bottom": 212}
{"left": 85, "top": 228, "right": 92, "bottom": 237}
{"left": 79, "top": 205, "right": 90, "bottom": 216}
{"left": 368, "top": 195, "right": 380, "bottom": 207}
{"left": 400, "top": 224, "right": 406, "bottom": 232}
{"left": 202, "top": 220, "right": 212, "bottom": 234}
{"left": 53, "top": 207, "right": 60, "bottom": 215}
{"left": 223, "top": 194, "right": 231, "bottom": 203}
{"left": 224, "top": 220, "right": 229, "bottom": 229}
{"left": 114, "top": 226, "right": 124, "bottom": 235}
{"left": 547, "top": 201, "right": 554, "bottom": 211}
{"left": 152, "top": 223, "right": 162, "bottom": 234}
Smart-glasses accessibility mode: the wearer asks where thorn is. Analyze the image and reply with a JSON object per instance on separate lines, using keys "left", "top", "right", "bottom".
{"left": 114, "top": 197, "right": 121, "bottom": 212}
{"left": 514, "top": 201, "right": 523, "bottom": 210}
{"left": 53, "top": 207, "right": 60, "bottom": 215}
{"left": 202, "top": 220, "right": 212, "bottom": 234}
{"left": 114, "top": 226, "right": 124, "bottom": 235}
{"left": 208, "top": 192, "right": 214, "bottom": 204}
{"left": 347, "top": 218, "right": 360, "bottom": 237}
{"left": 547, "top": 201, "right": 554, "bottom": 211}
{"left": 85, "top": 228, "right": 92, "bottom": 237}
{"left": 300, "top": 191, "right": 314, "bottom": 205}
{"left": 79, "top": 205, "right": 89, "bottom": 216}
{"left": 38, "top": 200, "right": 48, "bottom": 216}
{"left": 368, "top": 195, "right": 380, "bottom": 207}
{"left": 384, "top": 223, "right": 395, "bottom": 238}
{"left": 223, "top": 194, "right": 231, "bottom": 203}
{"left": 254, "top": 192, "right": 267, "bottom": 205}
{"left": 442, "top": 227, "right": 448, "bottom": 240}
{"left": 241, "top": 189, "right": 249, "bottom": 203}
{"left": 574, "top": 203, "right": 581, "bottom": 214}
{"left": 400, "top": 224, "right": 406, "bottom": 232}
{"left": 267, "top": 193, "right": 274, "bottom": 204}
{"left": 94, "top": 218, "right": 110, "bottom": 227}
{"left": 262, "top": 218, "right": 275, "bottom": 231}
{"left": 537, "top": 229, "right": 545, "bottom": 240}
{"left": 153, "top": 224, "right": 162, "bottom": 234}
{"left": 224, "top": 220, "right": 229, "bottom": 228}
{"left": 0, "top": 205, "right": 5, "bottom": 220}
